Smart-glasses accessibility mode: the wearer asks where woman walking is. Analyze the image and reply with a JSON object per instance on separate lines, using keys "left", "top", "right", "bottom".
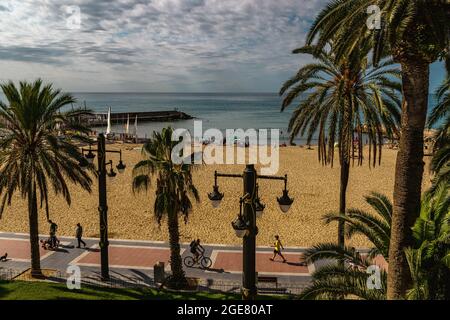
{"left": 270, "top": 235, "right": 286, "bottom": 263}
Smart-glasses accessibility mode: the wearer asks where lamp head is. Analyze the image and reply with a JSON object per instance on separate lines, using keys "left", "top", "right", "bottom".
{"left": 78, "top": 157, "right": 89, "bottom": 170}
{"left": 208, "top": 185, "right": 224, "bottom": 208}
{"left": 85, "top": 150, "right": 95, "bottom": 164}
{"left": 255, "top": 198, "right": 265, "bottom": 218}
{"left": 231, "top": 214, "right": 248, "bottom": 238}
{"left": 107, "top": 167, "right": 117, "bottom": 178}
{"left": 116, "top": 160, "right": 126, "bottom": 173}
{"left": 277, "top": 189, "right": 294, "bottom": 213}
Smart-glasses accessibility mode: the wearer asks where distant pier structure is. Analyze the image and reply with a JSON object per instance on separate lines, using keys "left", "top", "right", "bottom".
{"left": 83, "top": 110, "right": 194, "bottom": 127}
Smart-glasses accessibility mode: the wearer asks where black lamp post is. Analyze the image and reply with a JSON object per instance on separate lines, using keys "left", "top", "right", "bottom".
{"left": 208, "top": 164, "right": 294, "bottom": 300}
{"left": 79, "top": 133, "right": 126, "bottom": 281}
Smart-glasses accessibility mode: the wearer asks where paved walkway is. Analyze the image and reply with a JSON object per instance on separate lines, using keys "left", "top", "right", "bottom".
{"left": 0, "top": 232, "right": 316, "bottom": 287}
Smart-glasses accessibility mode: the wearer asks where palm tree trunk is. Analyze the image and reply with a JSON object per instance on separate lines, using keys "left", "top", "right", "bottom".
{"left": 338, "top": 160, "right": 350, "bottom": 247}
{"left": 28, "top": 181, "right": 42, "bottom": 277}
{"left": 388, "top": 60, "right": 429, "bottom": 299}
{"left": 167, "top": 210, "right": 186, "bottom": 288}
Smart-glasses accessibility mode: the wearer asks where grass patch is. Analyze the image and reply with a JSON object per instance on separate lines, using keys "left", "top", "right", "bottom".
{"left": 0, "top": 280, "right": 290, "bottom": 300}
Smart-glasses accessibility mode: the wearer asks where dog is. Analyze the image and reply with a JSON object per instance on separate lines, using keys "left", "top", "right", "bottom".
{"left": 0, "top": 252, "right": 7, "bottom": 262}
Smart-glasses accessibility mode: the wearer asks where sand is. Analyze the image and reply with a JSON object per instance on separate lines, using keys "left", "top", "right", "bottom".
{"left": 0, "top": 144, "right": 432, "bottom": 247}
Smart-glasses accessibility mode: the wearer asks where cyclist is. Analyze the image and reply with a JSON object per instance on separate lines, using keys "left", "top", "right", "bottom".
{"left": 189, "top": 239, "right": 204, "bottom": 263}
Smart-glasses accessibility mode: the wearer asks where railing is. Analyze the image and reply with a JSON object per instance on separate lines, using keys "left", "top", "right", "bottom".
{"left": 0, "top": 267, "right": 306, "bottom": 297}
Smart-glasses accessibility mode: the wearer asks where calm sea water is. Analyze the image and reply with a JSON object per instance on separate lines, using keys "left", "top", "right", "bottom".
{"left": 0, "top": 92, "right": 439, "bottom": 144}
{"left": 72, "top": 92, "right": 296, "bottom": 143}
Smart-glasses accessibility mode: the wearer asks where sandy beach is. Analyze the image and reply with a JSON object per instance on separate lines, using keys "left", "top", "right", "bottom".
{"left": 0, "top": 144, "right": 432, "bottom": 247}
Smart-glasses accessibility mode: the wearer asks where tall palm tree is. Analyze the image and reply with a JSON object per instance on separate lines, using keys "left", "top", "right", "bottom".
{"left": 305, "top": 0, "right": 450, "bottom": 299}
{"left": 0, "top": 80, "right": 93, "bottom": 277}
{"left": 280, "top": 45, "right": 401, "bottom": 248}
{"left": 428, "top": 76, "right": 450, "bottom": 189}
{"left": 132, "top": 127, "right": 199, "bottom": 289}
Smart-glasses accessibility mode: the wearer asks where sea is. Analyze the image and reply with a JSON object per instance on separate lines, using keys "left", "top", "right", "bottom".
{"left": 72, "top": 92, "right": 296, "bottom": 144}
{"left": 0, "top": 92, "right": 440, "bottom": 144}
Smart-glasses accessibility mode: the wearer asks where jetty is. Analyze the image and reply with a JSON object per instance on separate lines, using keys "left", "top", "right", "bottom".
{"left": 82, "top": 110, "right": 194, "bottom": 127}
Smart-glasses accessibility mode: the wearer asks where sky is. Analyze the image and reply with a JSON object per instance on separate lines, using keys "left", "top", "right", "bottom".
{"left": 0, "top": 0, "right": 446, "bottom": 92}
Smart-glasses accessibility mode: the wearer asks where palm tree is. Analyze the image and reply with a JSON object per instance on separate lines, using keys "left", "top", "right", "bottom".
{"left": 0, "top": 79, "right": 93, "bottom": 277}
{"left": 406, "top": 182, "right": 450, "bottom": 300}
{"left": 301, "top": 187, "right": 450, "bottom": 300}
{"left": 305, "top": 0, "right": 450, "bottom": 299}
{"left": 300, "top": 192, "right": 392, "bottom": 299}
{"left": 132, "top": 127, "right": 199, "bottom": 289}
{"left": 280, "top": 45, "right": 401, "bottom": 248}
{"left": 428, "top": 76, "right": 450, "bottom": 189}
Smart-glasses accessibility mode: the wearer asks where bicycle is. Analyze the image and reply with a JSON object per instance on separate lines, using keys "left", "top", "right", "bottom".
{"left": 183, "top": 251, "right": 212, "bottom": 269}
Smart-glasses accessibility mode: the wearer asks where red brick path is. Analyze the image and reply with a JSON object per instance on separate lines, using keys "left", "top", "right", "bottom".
{"left": 0, "top": 238, "right": 50, "bottom": 261}
{"left": 74, "top": 245, "right": 174, "bottom": 269}
{"left": 212, "top": 250, "right": 309, "bottom": 274}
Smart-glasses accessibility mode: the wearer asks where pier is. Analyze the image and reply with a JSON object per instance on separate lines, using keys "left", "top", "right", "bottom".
{"left": 83, "top": 110, "right": 194, "bottom": 127}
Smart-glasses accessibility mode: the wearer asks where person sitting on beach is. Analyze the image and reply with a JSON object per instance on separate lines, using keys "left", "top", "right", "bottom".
{"left": 270, "top": 235, "right": 287, "bottom": 263}
{"left": 0, "top": 253, "right": 7, "bottom": 262}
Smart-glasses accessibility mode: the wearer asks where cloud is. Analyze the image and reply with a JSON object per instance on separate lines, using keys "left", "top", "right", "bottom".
{"left": 0, "top": 0, "right": 327, "bottom": 91}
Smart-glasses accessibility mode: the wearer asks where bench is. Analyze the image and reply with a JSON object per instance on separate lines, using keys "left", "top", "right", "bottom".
{"left": 257, "top": 276, "right": 278, "bottom": 287}
{"left": 257, "top": 277, "right": 289, "bottom": 295}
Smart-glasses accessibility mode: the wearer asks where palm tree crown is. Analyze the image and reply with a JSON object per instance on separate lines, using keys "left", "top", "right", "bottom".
{"left": 280, "top": 45, "right": 401, "bottom": 166}
{"left": 0, "top": 79, "right": 93, "bottom": 275}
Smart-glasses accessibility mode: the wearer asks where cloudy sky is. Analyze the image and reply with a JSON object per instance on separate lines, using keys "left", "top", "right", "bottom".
{"left": 0, "top": 0, "right": 445, "bottom": 92}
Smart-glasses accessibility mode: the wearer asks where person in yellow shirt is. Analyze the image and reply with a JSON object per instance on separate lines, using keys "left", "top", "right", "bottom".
{"left": 270, "top": 235, "right": 286, "bottom": 263}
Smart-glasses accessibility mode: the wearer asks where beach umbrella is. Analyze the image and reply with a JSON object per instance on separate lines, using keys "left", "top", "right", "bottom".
{"left": 106, "top": 106, "right": 111, "bottom": 135}
{"left": 125, "top": 114, "right": 130, "bottom": 134}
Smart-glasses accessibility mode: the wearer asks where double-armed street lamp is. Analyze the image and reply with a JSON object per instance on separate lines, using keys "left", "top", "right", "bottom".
{"left": 208, "top": 164, "right": 294, "bottom": 300}
{"left": 79, "top": 133, "right": 126, "bottom": 280}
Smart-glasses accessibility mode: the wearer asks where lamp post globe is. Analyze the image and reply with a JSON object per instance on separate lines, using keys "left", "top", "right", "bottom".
{"left": 78, "top": 157, "right": 89, "bottom": 170}
{"left": 116, "top": 160, "right": 126, "bottom": 173}
{"left": 85, "top": 150, "right": 95, "bottom": 164}
{"left": 208, "top": 185, "right": 224, "bottom": 208}
{"left": 107, "top": 168, "right": 117, "bottom": 178}
{"left": 255, "top": 198, "right": 265, "bottom": 218}
{"left": 231, "top": 215, "right": 248, "bottom": 238}
{"left": 277, "top": 189, "right": 294, "bottom": 213}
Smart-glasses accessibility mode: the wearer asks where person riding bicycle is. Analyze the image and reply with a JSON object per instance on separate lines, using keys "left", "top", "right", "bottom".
{"left": 189, "top": 239, "right": 204, "bottom": 263}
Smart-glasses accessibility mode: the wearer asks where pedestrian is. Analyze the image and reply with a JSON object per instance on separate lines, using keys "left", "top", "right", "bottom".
{"left": 270, "top": 235, "right": 286, "bottom": 263}
{"left": 76, "top": 223, "right": 86, "bottom": 248}
{"left": 48, "top": 219, "right": 58, "bottom": 248}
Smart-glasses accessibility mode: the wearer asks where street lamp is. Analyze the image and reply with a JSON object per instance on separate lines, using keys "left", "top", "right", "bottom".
{"left": 277, "top": 175, "right": 294, "bottom": 213}
{"left": 80, "top": 133, "right": 126, "bottom": 281}
{"left": 254, "top": 184, "right": 265, "bottom": 218}
{"left": 209, "top": 164, "right": 294, "bottom": 300}
{"left": 208, "top": 171, "right": 224, "bottom": 208}
{"left": 231, "top": 199, "right": 248, "bottom": 238}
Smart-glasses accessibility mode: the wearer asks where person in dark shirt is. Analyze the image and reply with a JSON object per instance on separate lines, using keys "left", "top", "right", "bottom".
{"left": 48, "top": 220, "right": 59, "bottom": 248}
{"left": 76, "top": 223, "right": 86, "bottom": 248}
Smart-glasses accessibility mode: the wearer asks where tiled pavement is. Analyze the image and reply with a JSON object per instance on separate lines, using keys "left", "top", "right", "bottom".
{"left": 0, "top": 232, "right": 386, "bottom": 287}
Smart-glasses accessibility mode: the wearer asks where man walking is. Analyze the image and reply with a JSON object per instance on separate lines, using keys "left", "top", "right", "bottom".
{"left": 48, "top": 220, "right": 58, "bottom": 248}
{"left": 76, "top": 223, "right": 86, "bottom": 248}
